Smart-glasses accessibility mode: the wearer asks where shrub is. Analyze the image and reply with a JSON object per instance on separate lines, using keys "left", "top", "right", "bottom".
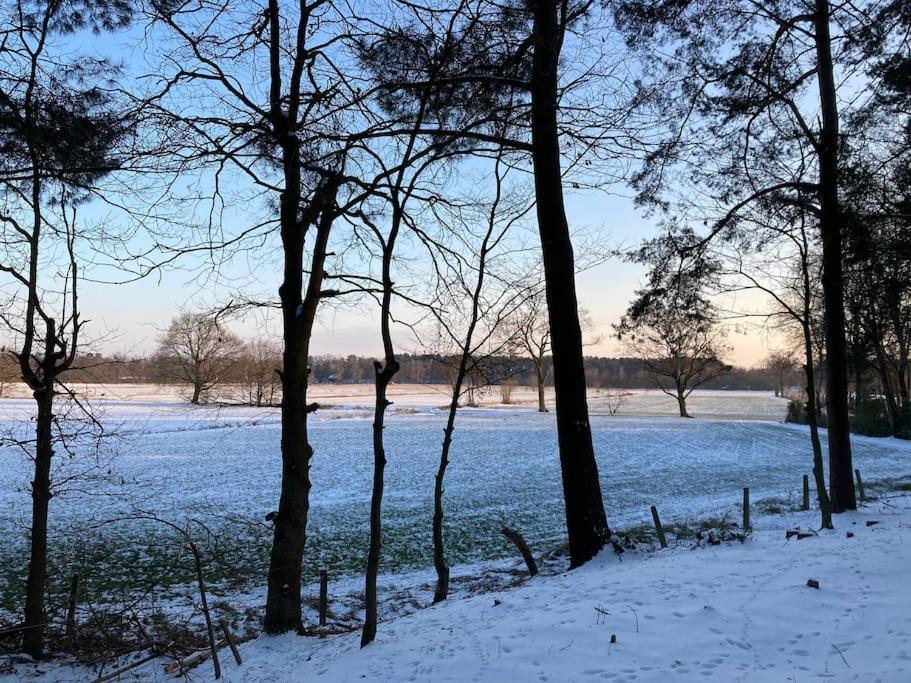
{"left": 851, "top": 398, "right": 892, "bottom": 437}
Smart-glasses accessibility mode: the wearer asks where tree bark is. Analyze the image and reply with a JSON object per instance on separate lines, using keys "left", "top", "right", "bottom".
{"left": 21, "top": 382, "right": 54, "bottom": 658}
{"left": 814, "top": 0, "right": 855, "bottom": 512}
{"left": 529, "top": 0, "right": 610, "bottom": 567}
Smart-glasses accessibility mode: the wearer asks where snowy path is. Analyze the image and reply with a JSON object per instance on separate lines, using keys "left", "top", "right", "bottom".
{"left": 227, "top": 497, "right": 911, "bottom": 683}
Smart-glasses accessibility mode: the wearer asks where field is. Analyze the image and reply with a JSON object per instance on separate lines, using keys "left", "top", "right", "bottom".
{"left": 1, "top": 386, "right": 910, "bottom": 622}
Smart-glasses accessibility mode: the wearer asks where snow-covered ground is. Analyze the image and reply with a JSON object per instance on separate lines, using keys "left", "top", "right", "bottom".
{"left": 234, "top": 496, "right": 911, "bottom": 683}
{"left": 2, "top": 388, "right": 910, "bottom": 681}
{"left": 1, "top": 392, "right": 908, "bottom": 587}
{"left": 8, "top": 495, "right": 911, "bottom": 681}
{"left": 0, "top": 382, "right": 789, "bottom": 419}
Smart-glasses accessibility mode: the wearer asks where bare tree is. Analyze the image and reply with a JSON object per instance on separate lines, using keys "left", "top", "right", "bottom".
{"left": 139, "top": 0, "right": 361, "bottom": 633}
{"left": 616, "top": 247, "right": 732, "bottom": 418}
{"left": 416, "top": 157, "right": 534, "bottom": 603}
{"left": 709, "top": 183, "right": 833, "bottom": 528}
{"left": 238, "top": 338, "right": 282, "bottom": 407}
{"left": 0, "top": 351, "right": 18, "bottom": 397}
{"left": 763, "top": 351, "right": 798, "bottom": 399}
{"left": 156, "top": 313, "right": 241, "bottom": 404}
{"left": 504, "top": 291, "right": 600, "bottom": 413}
{"left": 356, "top": 0, "right": 646, "bottom": 566}
{"left": 0, "top": 0, "right": 132, "bottom": 656}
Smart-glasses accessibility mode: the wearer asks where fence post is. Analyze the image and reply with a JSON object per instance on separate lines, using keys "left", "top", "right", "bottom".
{"left": 802, "top": 475, "right": 810, "bottom": 511}
{"left": 650, "top": 505, "right": 668, "bottom": 549}
{"left": 743, "top": 487, "right": 751, "bottom": 531}
{"left": 319, "top": 570, "right": 328, "bottom": 626}
{"left": 855, "top": 469, "right": 866, "bottom": 503}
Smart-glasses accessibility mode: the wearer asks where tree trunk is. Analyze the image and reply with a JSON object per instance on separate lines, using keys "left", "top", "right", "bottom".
{"left": 814, "top": 0, "right": 855, "bottom": 512}
{"left": 529, "top": 0, "right": 610, "bottom": 567}
{"left": 873, "top": 344, "right": 900, "bottom": 434}
{"left": 21, "top": 384, "right": 54, "bottom": 658}
{"left": 191, "top": 382, "right": 202, "bottom": 405}
{"left": 263, "top": 166, "right": 338, "bottom": 633}
{"left": 432, "top": 412, "right": 453, "bottom": 602}
{"left": 535, "top": 361, "right": 548, "bottom": 413}
{"left": 361, "top": 357, "right": 398, "bottom": 647}
{"left": 802, "top": 324, "right": 833, "bottom": 529}
{"left": 676, "top": 389, "right": 690, "bottom": 418}
{"left": 362, "top": 183, "right": 406, "bottom": 645}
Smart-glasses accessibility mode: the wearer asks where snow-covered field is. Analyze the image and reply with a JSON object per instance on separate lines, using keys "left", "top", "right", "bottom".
{"left": 1, "top": 387, "right": 910, "bottom": 681}
{"left": 0, "top": 382, "right": 789, "bottom": 419}
{"left": 1, "top": 390, "right": 908, "bottom": 584}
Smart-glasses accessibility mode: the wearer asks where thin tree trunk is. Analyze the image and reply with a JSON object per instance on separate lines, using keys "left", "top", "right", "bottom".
{"left": 433, "top": 167, "right": 502, "bottom": 601}
{"left": 873, "top": 344, "right": 900, "bottom": 434}
{"left": 362, "top": 355, "right": 397, "bottom": 646}
{"left": 362, "top": 190, "right": 404, "bottom": 646}
{"left": 802, "top": 324, "right": 833, "bottom": 529}
{"left": 529, "top": 0, "right": 610, "bottom": 567}
{"left": 814, "top": 0, "right": 855, "bottom": 511}
{"left": 535, "top": 361, "right": 548, "bottom": 413}
{"left": 21, "top": 381, "right": 54, "bottom": 657}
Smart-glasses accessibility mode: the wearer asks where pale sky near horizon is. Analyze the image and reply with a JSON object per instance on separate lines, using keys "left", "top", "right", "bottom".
{"left": 84, "top": 184, "right": 778, "bottom": 368}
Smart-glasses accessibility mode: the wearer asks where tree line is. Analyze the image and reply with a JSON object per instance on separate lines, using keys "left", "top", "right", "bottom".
{"left": 1, "top": 0, "right": 908, "bottom": 660}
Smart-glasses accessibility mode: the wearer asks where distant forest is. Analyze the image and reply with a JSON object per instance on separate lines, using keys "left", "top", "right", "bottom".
{"left": 35, "top": 352, "right": 778, "bottom": 392}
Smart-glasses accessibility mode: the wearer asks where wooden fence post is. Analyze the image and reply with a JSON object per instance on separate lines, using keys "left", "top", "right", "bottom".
{"left": 219, "top": 620, "right": 243, "bottom": 666}
{"left": 650, "top": 505, "right": 668, "bottom": 548}
{"left": 855, "top": 469, "right": 866, "bottom": 503}
{"left": 319, "top": 570, "right": 328, "bottom": 627}
{"left": 743, "top": 487, "right": 751, "bottom": 531}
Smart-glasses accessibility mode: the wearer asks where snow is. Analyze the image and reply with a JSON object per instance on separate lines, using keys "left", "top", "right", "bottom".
{"left": 2, "top": 389, "right": 910, "bottom": 681}
{"left": 0, "top": 382, "right": 789, "bottom": 419}
{"left": 1, "top": 392, "right": 908, "bottom": 587}
{"left": 231, "top": 499, "right": 911, "bottom": 682}
{"left": 9, "top": 495, "right": 911, "bottom": 681}
{"left": 237, "top": 496, "right": 911, "bottom": 683}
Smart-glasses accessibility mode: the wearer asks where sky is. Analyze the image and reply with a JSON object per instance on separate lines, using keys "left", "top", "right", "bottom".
{"left": 60, "top": 5, "right": 781, "bottom": 369}
{"left": 82, "top": 185, "right": 777, "bottom": 367}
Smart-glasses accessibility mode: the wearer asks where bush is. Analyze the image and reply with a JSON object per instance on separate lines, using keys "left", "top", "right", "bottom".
{"left": 896, "top": 403, "right": 911, "bottom": 440}
{"left": 785, "top": 399, "right": 805, "bottom": 424}
{"left": 786, "top": 399, "right": 827, "bottom": 427}
{"left": 851, "top": 398, "right": 892, "bottom": 437}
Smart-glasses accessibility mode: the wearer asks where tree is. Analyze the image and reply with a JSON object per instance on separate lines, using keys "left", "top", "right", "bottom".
{"left": 0, "top": 0, "right": 132, "bottom": 656}
{"left": 713, "top": 196, "right": 834, "bottom": 528}
{"left": 764, "top": 351, "right": 798, "bottom": 398}
{"left": 0, "top": 351, "right": 18, "bottom": 397}
{"left": 156, "top": 313, "right": 241, "bottom": 404}
{"left": 142, "top": 0, "right": 358, "bottom": 633}
{"left": 362, "top": 0, "right": 620, "bottom": 565}
{"left": 418, "top": 157, "right": 533, "bottom": 603}
{"left": 613, "top": 0, "right": 863, "bottom": 511}
{"left": 238, "top": 339, "right": 282, "bottom": 407}
{"left": 616, "top": 243, "right": 731, "bottom": 418}
{"left": 505, "top": 291, "right": 600, "bottom": 413}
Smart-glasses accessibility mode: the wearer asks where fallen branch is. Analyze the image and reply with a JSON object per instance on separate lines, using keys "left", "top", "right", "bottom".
{"left": 501, "top": 526, "right": 538, "bottom": 576}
